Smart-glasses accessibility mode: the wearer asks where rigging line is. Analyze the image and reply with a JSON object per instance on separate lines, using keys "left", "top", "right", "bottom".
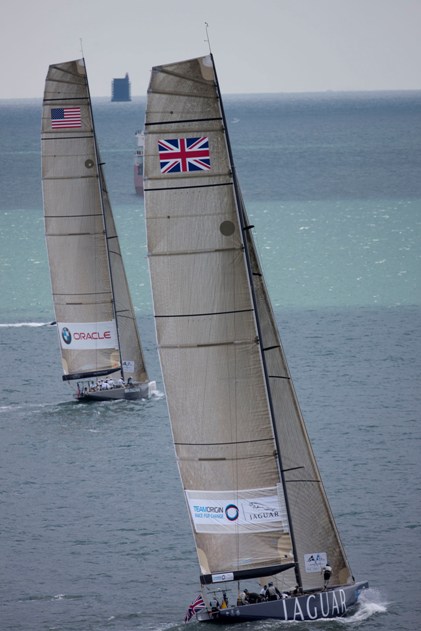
{"left": 45, "top": 75, "right": 83, "bottom": 87}
{"left": 262, "top": 344, "right": 281, "bottom": 351}
{"left": 145, "top": 116, "right": 222, "bottom": 127}
{"left": 269, "top": 375, "right": 291, "bottom": 380}
{"left": 144, "top": 181, "right": 232, "bottom": 192}
{"left": 155, "top": 308, "right": 253, "bottom": 318}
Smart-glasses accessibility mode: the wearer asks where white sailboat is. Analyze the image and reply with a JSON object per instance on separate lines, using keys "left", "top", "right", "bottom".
{"left": 41, "top": 59, "right": 156, "bottom": 402}
{"left": 144, "top": 54, "right": 368, "bottom": 622}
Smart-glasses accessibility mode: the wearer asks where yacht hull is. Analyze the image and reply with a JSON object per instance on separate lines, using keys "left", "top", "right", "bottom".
{"left": 197, "top": 582, "right": 369, "bottom": 623}
{"left": 75, "top": 381, "right": 156, "bottom": 402}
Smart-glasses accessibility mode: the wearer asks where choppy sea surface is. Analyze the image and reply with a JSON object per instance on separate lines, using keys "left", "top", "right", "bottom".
{"left": 0, "top": 90, "right": 420, "bottom": 631}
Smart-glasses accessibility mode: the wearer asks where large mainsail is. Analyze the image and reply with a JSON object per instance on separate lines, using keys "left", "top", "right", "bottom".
{"left": 144, "top": 55, "right": 352, "bottom": 591}
{"left": 42, "top": 59, "right": 148, "bottom": 385}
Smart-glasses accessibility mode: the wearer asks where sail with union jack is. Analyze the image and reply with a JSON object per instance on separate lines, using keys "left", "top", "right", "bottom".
{"left": 158, "top": 137, "right": 211, "bottom": 174}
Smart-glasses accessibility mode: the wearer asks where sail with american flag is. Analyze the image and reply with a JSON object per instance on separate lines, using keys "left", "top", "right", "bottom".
{"left": 41, "top": 58, "right": 155, "bottom": 402}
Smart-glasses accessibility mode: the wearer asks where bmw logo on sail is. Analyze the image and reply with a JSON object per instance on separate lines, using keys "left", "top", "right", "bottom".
{"left": 61, "top": 327, "right": 72, "bottom": 345}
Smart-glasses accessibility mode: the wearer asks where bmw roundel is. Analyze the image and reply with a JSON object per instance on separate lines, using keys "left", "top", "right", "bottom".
{"left": 61, "top": 327, "right": 72, "bottom": 345}
{"left": 225, "top": 503, "right": 239, "bottom": 521}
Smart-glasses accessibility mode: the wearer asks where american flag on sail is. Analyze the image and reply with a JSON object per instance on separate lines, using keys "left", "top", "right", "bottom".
{"left": 51, "top": 107, "right": 81, "bottom": 129}
{"left": 184, "top": 593, "right": 206, "bottom": 622}
{"left": 158, "top": 137, "right": 211, "bottom": 174}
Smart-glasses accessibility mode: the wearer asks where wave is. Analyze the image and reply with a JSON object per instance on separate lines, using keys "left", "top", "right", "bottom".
{"left": 0, "top": 321, "right": 56, "bottom": 328}
{"left": 338, "top": 588, "right": 388, "bottom": 624}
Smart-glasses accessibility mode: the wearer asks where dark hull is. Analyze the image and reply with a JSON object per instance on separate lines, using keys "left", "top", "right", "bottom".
{"left": 197, "top": 582, "right": 369, "bottom": 623}
{"left": 76, "top": 381, "right": 154, "bottom": 402}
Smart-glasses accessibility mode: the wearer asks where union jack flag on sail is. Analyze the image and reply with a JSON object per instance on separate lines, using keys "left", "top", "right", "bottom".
{"left": 184, "top": 593, "right": 206, "bottom": 622}
{"left": 158, "top": 137, "right": 211, "bottom": 174}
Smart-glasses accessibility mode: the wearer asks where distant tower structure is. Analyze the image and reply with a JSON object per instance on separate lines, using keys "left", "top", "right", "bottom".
{"left": 111, "top": 73, "right": 131, "bottom": 102}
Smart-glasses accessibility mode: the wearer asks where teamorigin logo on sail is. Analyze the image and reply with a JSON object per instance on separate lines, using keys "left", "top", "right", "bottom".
{"left": 58, "top": 321, "right": 118, "bottom": 350}
{"left": 186, "top": 487, "right": 289, "bottom": 534}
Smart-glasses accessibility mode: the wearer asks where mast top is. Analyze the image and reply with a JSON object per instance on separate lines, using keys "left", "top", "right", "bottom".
{"left": 204, "top": 22, "right": 212, "bottom": 54}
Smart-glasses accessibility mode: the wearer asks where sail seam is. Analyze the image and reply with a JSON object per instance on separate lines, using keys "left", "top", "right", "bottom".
{"left": 46, "top": 232, "right": 103, "bottom": 236}
{"left": 155, "top": 308, "right": 253, "bottom": 318}
{"left": 46, "top": 213, "right": 102, "bottom": 218}
{"left": 159, "top": 339, "right": 254, "bottom": 349}
{"left": 145, "top": 116, "right": 222, "bottom": 126}
{"left": 144, "top": 181, "right": 233, "bottom": 192}
{"left": 151, "top": 65, "right": 215, "bottom": 86}
{"left": 43, "top": 175, "right": 99, "bottom": 181}
{"left": 192, "top": 455, "right": 276, "bottom": 462}
{"left": 149, "top": 246, "right": 242, "bottom": 257}
{"left": 43, "top": 97, "right": 88, "bottom": 102}
{"left": 175, "top": 438, "right": 273, "bottom": 446}
{"left": 42, "top": 135, "right": 94, "bottom": 141}
{"left": 147, "top": 88, "right": 215, "bottom": 99}
{"left": 286, "top": 479, "right": 322, "bottom": 483}
{"left": 52, "top": 291, "right": 111, "bottom": 296}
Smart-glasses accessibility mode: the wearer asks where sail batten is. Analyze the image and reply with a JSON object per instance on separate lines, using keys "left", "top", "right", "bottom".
{"left": 146, "top": 117, "right": 222, "bottom": 126}
{"left": 145, "top": 183, "right": 233, "bottom": 193}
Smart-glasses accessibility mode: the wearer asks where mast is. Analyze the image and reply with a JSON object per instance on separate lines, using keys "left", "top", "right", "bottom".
{"left": 209, "top": 54, "right": 302, "bottom": 588}
{"left": 83, "top": 59, "right": 124, "bottom": 380}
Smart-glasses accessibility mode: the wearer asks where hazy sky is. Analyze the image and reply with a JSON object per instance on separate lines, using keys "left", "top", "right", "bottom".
{"left": 2, "top": 0, "right": 420, "bottom": 99}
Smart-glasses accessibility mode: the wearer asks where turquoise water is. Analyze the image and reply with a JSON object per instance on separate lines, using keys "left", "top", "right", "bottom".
{"left": 0, "top": 92, "right": 420, "bottom": 630}
{"left": 1, "top": 196, "right": 419, "bottom": 320}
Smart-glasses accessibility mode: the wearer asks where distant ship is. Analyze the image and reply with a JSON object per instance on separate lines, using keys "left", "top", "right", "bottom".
{"left": 134, "top": 130, "right": 144, "bottom": 195}
{"left": 111, "top": 73, "right": 131, "bottom": 102}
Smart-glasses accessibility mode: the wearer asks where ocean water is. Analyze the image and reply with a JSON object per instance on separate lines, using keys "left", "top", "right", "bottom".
{"left": 0, "top": 90, "right": 420, "bottom": 631}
